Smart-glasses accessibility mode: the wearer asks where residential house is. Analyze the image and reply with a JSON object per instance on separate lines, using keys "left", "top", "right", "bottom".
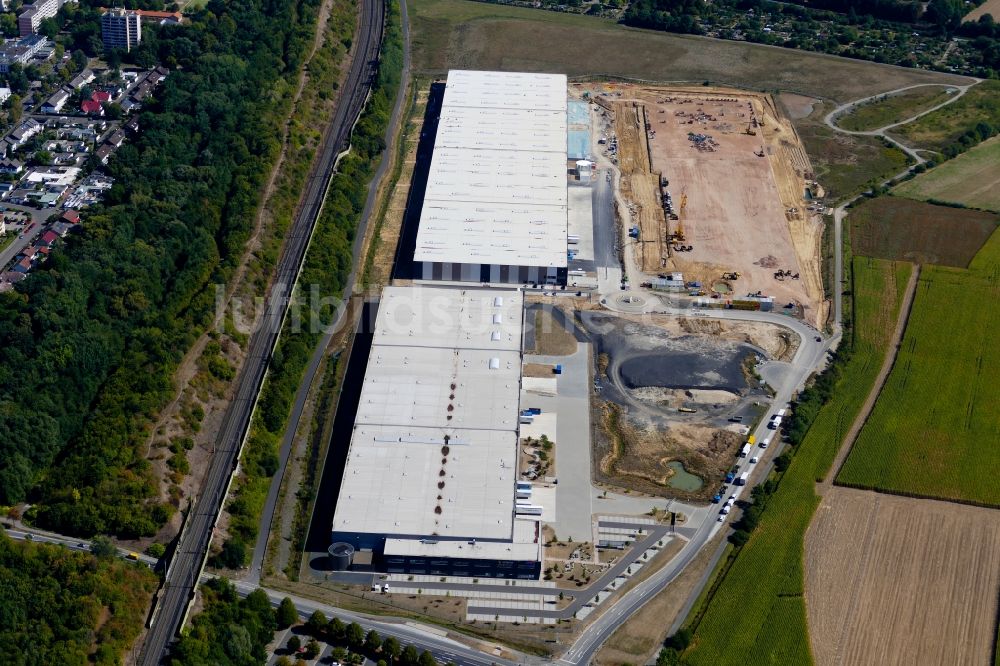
{"left": 92, "top": 90, "right": 111, "bottom": 103}
{"left": 61, "top": 208, "right": 80, "bottom": 224}
{"left": 51, "top": 220, "right": 75, "bottom": 236}
{"left": 8, "top": 118, "right": 42, "bottom": 150}
{"left": 94, "top": 143, "right": 112, "bottom": 164}
{"left": 0, "top": 87, "right": 10, "bottom": 104}
{"left": 80, "top": 99, "right": 103, "bottom": 116}
{"left": 105, "top": 129, "right": 125, "bottom": 148}
{"left": 11, "top": 256, "right": 32, "bottom": 273}
{"left": 19, "top": 246, "right": 37, "bottom": 260}
{"left": 68, "top": 68, "right": 94, "bottom": 90}
{"left": 0, "top": 159, "right": 23, "bottom": 174}
{"left": 41, "top": 87, "right": 70, "bottom": 114}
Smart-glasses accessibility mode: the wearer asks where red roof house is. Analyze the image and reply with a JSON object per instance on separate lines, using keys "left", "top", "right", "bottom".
{"left": 62, "top": 209, "right": 80, "bottom": 224}
{"left": 40, "top": 230, "right": 58, "bottom": 246}
{"left": 92, "top": 90, "right": 112, "bottom": 103}
{"left": 81, "top": 100, "right": 103, "bottom": 115}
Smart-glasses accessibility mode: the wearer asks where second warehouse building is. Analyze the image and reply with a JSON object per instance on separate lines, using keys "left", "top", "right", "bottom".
{"left": 330, "top": 286, "right": 542, "bottom": 579}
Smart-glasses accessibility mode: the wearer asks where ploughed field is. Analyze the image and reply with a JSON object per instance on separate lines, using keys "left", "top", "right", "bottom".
{"left": 805, "top": 487, "right": 1000, "bottom": 666}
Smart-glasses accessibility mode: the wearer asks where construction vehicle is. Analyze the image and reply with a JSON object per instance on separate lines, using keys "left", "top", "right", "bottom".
{"left": 722, "top": 271, "right": 740, "bottom": 280}
{"left": 669, "top": 192, "right": 688, "bottom": 242}
{"left": 744, "top": 121, "right": 756, "bottom": 136}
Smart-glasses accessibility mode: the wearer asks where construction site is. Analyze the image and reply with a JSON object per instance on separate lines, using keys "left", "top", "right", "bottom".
{"left": 577, "top": 83, "right": 826, "bottom": 326}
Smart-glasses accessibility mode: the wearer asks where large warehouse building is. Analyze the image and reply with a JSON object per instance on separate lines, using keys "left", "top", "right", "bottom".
{"left": 330, "top": 285, "right": 542, "bottom": 579}
{"left": 414, "top": 70, "right": 569, "bottom": 285}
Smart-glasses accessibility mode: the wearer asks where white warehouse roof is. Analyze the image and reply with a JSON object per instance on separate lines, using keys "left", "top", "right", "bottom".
{"left": 332, "top": 286, "right": 525, "bottom": 543}
{"left": 414, "top": 70, "right": 568, "bottom": 269}
{"left": 373, "top": 284, "right": 523, "bottom": 350}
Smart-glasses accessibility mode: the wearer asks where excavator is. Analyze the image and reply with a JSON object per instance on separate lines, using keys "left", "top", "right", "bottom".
{"left": 670, "top": 192, "right": 688, "bottom": 243}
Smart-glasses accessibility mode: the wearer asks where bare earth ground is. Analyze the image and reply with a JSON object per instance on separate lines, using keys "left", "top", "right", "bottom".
{"left": 584, "top": 83, "right": 825, "bottom": 326}
{"left": 530, "top": 308, "right": 579, "bottom": 356}
{"left": 805, "top": 487, "right": 1000, "bottom": 666}
{"left": 965, "top": 0, "right": 1000, "bottom": 21}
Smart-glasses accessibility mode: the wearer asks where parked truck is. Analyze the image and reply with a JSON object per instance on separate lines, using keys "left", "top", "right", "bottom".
{"left": 740, "top": 443, "right": 751, "bottom": 457}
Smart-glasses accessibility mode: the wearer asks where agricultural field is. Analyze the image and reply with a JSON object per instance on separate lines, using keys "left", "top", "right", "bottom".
{"left": 681, "top": 258, "right": 911, "bottom": 665}
{"left": 409, "top": 0, "right": 969, "bottom": 103}
{"left": 848, "top": 196, "right": 999, "bottom": 267}
{"left": 806, "top": 488, "right": 1000, "bottom": 666}
{"left": 836, "top": 85, "right": 958, "bottom": 132}
{"left": 837, "top": 232, "right": 1000, "bottom": 507}
{"left": 891, "top": 80, "right": 1000, "bottom": 152}
{"left": 893, "top": 136, "right": 1000, "bottom": 212}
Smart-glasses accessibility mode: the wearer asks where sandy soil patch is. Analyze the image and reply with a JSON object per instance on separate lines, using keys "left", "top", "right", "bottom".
{"left": 530, "top": 309, "right": 578, "bottom": 356}
{"left": 965, "top": 0, "right": 1000, "bottom": 21}
{"left": 805, "top": 487, "right": 1000, "bottom": 666}
{"left": 585, "top": 84, "right": 826, "bottom": 326}
{"left": 779, "top": 93, "right": 821, "bottom": 120}
{"left": 523, "top": 362, "right": 556, "bottom": 377}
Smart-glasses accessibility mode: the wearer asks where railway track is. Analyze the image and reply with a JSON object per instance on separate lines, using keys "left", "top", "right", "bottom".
{"left": 136, "top": 0, "right": 385, "bottom": 662}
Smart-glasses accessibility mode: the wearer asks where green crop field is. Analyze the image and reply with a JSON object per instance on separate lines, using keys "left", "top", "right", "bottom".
{"left": 837, "top": 85, "right": 956, "bottom": 132}
{"left": 409, "top": 0, "right": 967, "bottom": 103}
{"left": 893, "top": 136, "right": 1000, "bottom": 212}
{"left": 683, "top": 258, "right": 912, "bottom": 665}
{"left": 848, "top": 196, "right": 999, "bottom": 268}
{"left": 837, "top": 232, "right": 1000, "bottom": 507}
{"left": 891, "top": 80, "right": 1000, "bottom": 153}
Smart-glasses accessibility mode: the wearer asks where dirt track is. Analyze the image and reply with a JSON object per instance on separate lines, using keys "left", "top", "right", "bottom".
{"left": 805, "top": 487, "right": 1000, "bottom": 666}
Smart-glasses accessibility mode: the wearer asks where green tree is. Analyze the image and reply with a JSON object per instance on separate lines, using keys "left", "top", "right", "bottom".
{"left": 90, "top": 535, "right": 116, "bottom": 558}
{"left": 418, "top": 650, "right": 438, "bottom": 666}
{"left": 365, "top": 629, "right": 382, "bottom": 653}
{"left": 382, "top": 636, "right": 401, "bottom": 661}
{"left": 306, "top": 610, "right": 327, "bottom": 637}
{"left": 329, "top": 616, "right": 346, "bottom": 642}
{"left": 277, "top": 597, "right": 298, "bottom": 629}
{"left": 346, "top": 621, "right": 365, "bottom": 649}
{"left": 303, "top": 639, "right": 320, "bottom": 659}
{"left": 401, "top": 645, "right": 420, "bottom": 666}
{"left": 286, "top": 635, "right": 301, "bottom": 653}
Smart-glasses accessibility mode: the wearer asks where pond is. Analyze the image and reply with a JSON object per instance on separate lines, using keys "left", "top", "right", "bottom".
{"left": 666, "top": 460, "right": 703, "bottom": 491}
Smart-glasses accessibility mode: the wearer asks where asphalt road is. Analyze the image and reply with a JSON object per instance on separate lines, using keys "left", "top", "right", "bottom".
{"left": 248, "top": 0, "right": 412, "bottom": 583}
{"left": 135, "top": 1, "right": 387, "bottom": 662}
